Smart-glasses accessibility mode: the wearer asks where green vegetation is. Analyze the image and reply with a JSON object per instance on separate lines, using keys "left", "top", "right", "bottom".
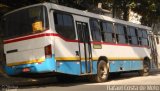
{"left": 0, "top": 0, "right": 160, "bottom": 26}
{"left": 56, "top": 0, "right": 160, "bottom": 26}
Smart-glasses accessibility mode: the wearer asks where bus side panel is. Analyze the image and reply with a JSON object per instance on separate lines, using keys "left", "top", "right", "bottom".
{"left": 109, "top": 60, "right": 143, "bottom": 72}
{"left": 56, "top": 61, "right": 81, "bottom": 75}
{"left": 92, "top": 61, "right": 98, "bottom": 74}
{"left": 92, "top": 43, "right": 150, "bottom": 73}
{"left": 56, "top": 61, "right": 98, "bottom": 75}
{"left": 54, "top": 36, "right": 98, "bottom": 75}
{"left": 54, "top": 35, "right": 81, "bottom": 75}
{"left": 131, "top": 61, "right": 143, "bottom": 70}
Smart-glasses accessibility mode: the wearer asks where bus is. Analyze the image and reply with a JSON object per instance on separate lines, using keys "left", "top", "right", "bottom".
{"left": 0, "top": 2, "right": 153, "bottom": 82}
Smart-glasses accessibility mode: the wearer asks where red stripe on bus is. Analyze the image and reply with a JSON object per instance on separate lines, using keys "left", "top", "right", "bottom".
{"left": 3, "top": 33, "right": 78, "bottom": 44}
{"left": 3, "top": 33, "right": 149, "bottom": 48}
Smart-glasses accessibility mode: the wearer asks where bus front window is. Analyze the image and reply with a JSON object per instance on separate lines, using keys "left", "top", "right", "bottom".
{"left": 1, "top": 5, "right": 49, "bottom": 39}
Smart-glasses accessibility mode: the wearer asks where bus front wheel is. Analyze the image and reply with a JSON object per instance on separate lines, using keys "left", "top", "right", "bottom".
{"left": 139, "top": 60, "right": 150, "bottom": 76}
{"left": 90, "top": 60, "right": 109, "bottom": 83}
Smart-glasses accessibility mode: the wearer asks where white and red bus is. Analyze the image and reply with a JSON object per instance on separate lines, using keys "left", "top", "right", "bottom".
{"left": 0, "top": 3, "right": 152, "bottom": 82}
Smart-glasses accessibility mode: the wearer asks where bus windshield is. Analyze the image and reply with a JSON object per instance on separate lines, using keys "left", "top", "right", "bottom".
{"left": 1, "top": 5, "right": 49, "bottom": 39}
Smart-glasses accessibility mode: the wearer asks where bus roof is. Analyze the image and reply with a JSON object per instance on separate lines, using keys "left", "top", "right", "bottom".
{"left": 3, "top": 2, "right": 151, "bottom": 30}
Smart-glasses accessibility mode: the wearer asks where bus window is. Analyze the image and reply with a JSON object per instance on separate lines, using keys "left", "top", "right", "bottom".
{"left": 54, "top": 12, "right": 75, "bottom": 40}
{"left": 137, "top": 29, "right": 143, "bottom": 37}
{"left": 115, "top": 24, "right": 127, "bottom": 44}
{"left": 142, "top": 30, "right": 148, "bottom": 38}
{"left": 1, "top": 6, "right": 49, "bottom": 39}
{"left": 129, "top": 27, "right": 138, "bottom": 45}
{"left": 126, "top": 27, "right": 132, "bottom": 44}
{"left": 101, "top": 21, "right": 114, "bottom": 43}
{"left": 89, "top": 19, "right": 102, "bottom": 42}
{"left": 137, "top": 29, "right": 142, "bottom": 45}
{"left": 142, "top": 30, "right": 148, "bottom": 46}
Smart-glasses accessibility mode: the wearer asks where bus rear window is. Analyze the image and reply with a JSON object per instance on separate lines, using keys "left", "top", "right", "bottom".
{"left": 1, "top": 6, "right": 49, "bottom": 39}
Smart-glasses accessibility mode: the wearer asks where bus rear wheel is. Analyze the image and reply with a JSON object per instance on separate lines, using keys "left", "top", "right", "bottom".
{"left": 139, "top": 60, "right": 150, "bottom": 76}
{"left": 90, "top": 60, "right": 109, "bottom": 83}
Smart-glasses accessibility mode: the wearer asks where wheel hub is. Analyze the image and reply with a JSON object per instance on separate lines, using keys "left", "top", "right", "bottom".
{"left": 100, "top": 66, "right": 107, "bottom": 79}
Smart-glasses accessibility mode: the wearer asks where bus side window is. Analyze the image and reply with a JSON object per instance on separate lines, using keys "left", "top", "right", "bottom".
{"left": 101, "top": 21, "right": 115, "bottom": 43}
{"left": 127, "top": 26, "right": 132, "bottom": 44}
{"left": 129, "top": 27, "right": 138, "bottom": 45}
{"left": 141, "top": 30, "right": 148, "bottom": 46}
{"left": 137, "top": 29, "right": 143, "bottom": 45}
{"left": 89, "top": 19, "right": 102, "bottom": 42}
{"left": 54, "top": 12, "right": 76, "bottom": 40}
{"left": 115, "top": 24, "right": 127, "bottom": 44}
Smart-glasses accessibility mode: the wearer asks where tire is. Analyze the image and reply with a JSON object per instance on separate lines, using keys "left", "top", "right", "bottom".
{"left": 89, "top": 60, "right": 109, "bottom": 83}
{"left": 139, "top": 60, "right": 150, "bottom": 76}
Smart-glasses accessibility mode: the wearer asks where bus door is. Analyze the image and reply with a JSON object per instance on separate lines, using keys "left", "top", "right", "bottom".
{"left": 76, "top": 21, "right": 92, "bottom": 74}
{"left": 148, "top": 35, "right": 158, "bottom": 68}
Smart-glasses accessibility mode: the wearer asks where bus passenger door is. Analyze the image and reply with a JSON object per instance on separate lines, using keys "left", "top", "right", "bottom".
{"left": 76, "top": 21, "right": 92, "bottom": 74}
{"left": 149, "top": 35, "right": 159, "bottom": 69}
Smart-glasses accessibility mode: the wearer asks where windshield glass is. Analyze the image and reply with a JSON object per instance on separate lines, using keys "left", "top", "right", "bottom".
{"left": 1, "top": 5, "right": 49, "bottom": 39}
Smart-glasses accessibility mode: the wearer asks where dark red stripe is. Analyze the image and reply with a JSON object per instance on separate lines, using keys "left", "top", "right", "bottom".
{"left": 4, "top": 33, "right": 149, "bottom": 48}
{"left": 51, "top": 34, "right": 79, "bottom": 42}
{"left": 4, "top": 33, "right": 78, "bottom": 44}
{"left": 4, "top": 33, "right": 51, "bottom": 44}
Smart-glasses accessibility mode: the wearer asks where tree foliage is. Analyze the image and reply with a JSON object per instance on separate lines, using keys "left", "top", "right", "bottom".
{"left": 57, "top": 0, "right": 160, "bottom": 26}
{"left": 0, "top": 0, "right": 160, "bottom": 26}
{"left": 130, "top": 0, "right": 160, "bottom": 26}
